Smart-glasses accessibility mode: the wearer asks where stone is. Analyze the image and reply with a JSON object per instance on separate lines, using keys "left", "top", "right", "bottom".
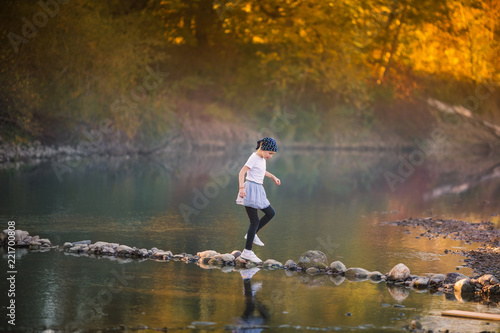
{"left": 200, "top": 257, "right": 212, "bottom": 264}
{"left": 368, "top": 271, "right": 383, "bottom": 281}
{"left": 213, "top": 253, "right": 235, "bottom": 262}
{"left": 413, "top": 277, "right": 430, "bottom": 288}
{"left": 306, "top": 267, "right": 320, "bottom": 275}
{"left": 429, "top": 274, "right": 446, "bottom": 286}
{"left": 68, "top": 246, "right": 81, "bottom": 253}
{"left": 444, "top": 272, "right": 467, "bottom": 284}
{"left": 231, "top": 250, "right": 241, "bottom": 259}
{"left": 116, "top": 245, "right": 134, "bottom": 254}
{"left": 208, "top": 258, "right": 223, "bottom": 266}
{"left": 15, "top": 230, "right": 29, "bottom": 242}
{"left": 478, "top": 274, "right": 500, "bottom": 286}
{"left": 63, "top": 242, "right": 73, "bottom": 249}
{"left": 152, "top": 250, "right": 173, "bottom": 259}
{"left": 454, "top": 278, "right": 475, "bottom": 294}
{"left": 39, "top": 238, "right": 51, "bottom": 245}
{"left": 284, "top": 260, "right": 297, "bottom": 269}
{"left": 104, "top": 248, "right": 116, "bottom": 255}
{"left": 330, "top": 261, "right": 347, "bottom": 273}
{"left": 197, "top": 250, "right": 220, "bottom": 258}
{"left": 344, "top": 268, "right": 369, "bottom": 279}
{"left": 92, "top": 241, "right": 110, "bottom": 249}
{"left": 387, "top": 263, "right": 410, "bottom": 281}
{"left": 263, "top": 259, "right": 283, "bottom": 269}
{"left": 297, "top": 250, "right": 328, "bottom": 269}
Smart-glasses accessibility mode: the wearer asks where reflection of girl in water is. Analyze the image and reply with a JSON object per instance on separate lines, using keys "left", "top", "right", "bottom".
{"left": 234, "top": 268, "right": 270, "bottom": 333}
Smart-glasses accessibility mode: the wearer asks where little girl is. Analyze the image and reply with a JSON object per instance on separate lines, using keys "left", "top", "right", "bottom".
{"left": 236, "top": 137, "right": 280, "bottom": 263}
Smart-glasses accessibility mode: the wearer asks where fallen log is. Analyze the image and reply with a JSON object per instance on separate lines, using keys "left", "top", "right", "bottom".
{"left": 442, "top": 310, "right": 500, "bottom": 321}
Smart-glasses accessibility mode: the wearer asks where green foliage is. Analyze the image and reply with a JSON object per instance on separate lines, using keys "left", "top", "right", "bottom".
{"left": 0, "top": 0, "right": 498, "bottom": 145}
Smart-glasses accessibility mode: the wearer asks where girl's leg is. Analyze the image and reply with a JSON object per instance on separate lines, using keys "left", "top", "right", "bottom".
{"left": 245, "top": 206, "right": 260, "bottom": 250}
{"left": 256, "top": 205, "right": 275, "bottom": 232}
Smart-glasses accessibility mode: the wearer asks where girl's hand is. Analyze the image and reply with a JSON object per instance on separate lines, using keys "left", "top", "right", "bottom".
{"left": 239, "top": 188, "right": 246, "bottom": 198}
{"left": 274, "top": 177, "right": 281, "bottom": 185}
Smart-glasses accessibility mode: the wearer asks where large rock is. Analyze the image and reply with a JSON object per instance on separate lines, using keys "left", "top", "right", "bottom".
{"left": 297, "top": 250, "right": 328, "bottom": 270}
{"left": 330, "top": 261, "right": 346, "bottom": 274}
{"left": 454, "top": 278, "right": 475, "bottom": 294}
{"left": 387, "top": 263, "right": 410, "bottom": 281}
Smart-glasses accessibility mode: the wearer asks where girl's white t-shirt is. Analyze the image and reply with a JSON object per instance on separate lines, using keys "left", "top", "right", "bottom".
{"left": 245, "top": 153, "right": 266, "bottom": 184}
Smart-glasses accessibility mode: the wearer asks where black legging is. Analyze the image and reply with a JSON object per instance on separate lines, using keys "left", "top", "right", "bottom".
{"left": 245, "top": 205, "right": 275, "bottom": 250}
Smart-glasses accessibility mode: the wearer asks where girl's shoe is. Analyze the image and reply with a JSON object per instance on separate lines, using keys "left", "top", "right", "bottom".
{"left": 244, "top": 233, "right": 265, "bottom": 246}
{"left": 241, "top": 249, "right": 262, "bottom": 263}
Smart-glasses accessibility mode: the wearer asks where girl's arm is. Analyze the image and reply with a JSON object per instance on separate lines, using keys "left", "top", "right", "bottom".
{"left": 265, "top": 171, "right": 281, "bottom": 185}
{"left": 238, "top": 166, "right": 250, "bottom": 197}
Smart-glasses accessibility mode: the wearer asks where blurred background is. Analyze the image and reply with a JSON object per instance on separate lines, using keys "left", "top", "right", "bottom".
{"left": 1, "top": 0, "right": 499, "bottom": 153}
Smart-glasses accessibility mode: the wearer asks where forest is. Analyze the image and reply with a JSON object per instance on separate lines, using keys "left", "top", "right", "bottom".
{"left": 0, "top": 0, "right": 499, "bottom": 148}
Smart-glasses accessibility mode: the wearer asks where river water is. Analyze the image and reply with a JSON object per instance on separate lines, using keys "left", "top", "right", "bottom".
{"left": 1, "top": 148, "right": 499, "bottom": 332}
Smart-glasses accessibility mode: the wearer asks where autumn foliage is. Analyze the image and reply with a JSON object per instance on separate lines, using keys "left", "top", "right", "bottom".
{"left": 0, "top": 0, "right": 499, "bottom": 144}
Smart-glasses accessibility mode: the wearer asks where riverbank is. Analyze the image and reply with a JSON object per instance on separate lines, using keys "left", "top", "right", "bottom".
{"left": 2, "top": 98, "right": 500, "bottom": 169}
{"left": 385, "top": 218, "right": 500, "bottom": 278}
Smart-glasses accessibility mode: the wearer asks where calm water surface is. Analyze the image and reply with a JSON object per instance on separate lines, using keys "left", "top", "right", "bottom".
{"left": 1, "top": 149, "right": 499, "bottom": 332}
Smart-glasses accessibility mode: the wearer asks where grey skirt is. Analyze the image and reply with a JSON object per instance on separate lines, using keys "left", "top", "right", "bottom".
{"left": 236, "top": 181, "right": 270, "bottom": 209}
